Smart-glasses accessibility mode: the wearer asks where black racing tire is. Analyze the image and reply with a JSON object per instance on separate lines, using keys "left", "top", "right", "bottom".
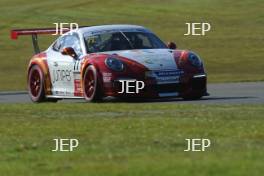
{"left": 28, "top": 65, "right": 58, "bottom": 103}
{"left": 28, "top": 65, "right": 46, "bottom": 102}
{"left": 83, "top": 65, "right": 102, "bottom": 102}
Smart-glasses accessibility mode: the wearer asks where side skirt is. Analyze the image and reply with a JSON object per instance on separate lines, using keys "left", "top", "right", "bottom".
{"left": 46, "top": 95, "right": 84, "bottom": 99}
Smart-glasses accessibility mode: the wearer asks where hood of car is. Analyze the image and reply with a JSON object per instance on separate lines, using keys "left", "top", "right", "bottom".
{"left": 103, "top": 49, "right": 178, "bottom": 70}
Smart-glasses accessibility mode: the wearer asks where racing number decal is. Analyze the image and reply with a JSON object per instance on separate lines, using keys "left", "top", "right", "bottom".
{"left": 74, "top": 60, "right": 81, "bottom": 71}
{"left": 73, "top": 60, "right": 82, "bottom": 96}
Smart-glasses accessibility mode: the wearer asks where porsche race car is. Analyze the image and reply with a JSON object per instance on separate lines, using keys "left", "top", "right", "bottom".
{"left": 11, "top": 25, "right": 208, "bottom": 102}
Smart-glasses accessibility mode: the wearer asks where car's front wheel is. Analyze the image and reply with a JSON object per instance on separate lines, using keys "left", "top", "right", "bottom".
{"left": 83, "top": 65, "right": 102, "bottom": 102}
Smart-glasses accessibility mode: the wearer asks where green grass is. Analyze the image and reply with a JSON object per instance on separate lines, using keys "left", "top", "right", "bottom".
{"left": 0, "top": 103, "right": 264, "bottom": 176}
{"left": 0, "top": 0, "right": 263, "bottom": 90}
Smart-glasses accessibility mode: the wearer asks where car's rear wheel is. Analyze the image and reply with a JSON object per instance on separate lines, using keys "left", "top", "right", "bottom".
{"left": 28, "top": 65, "right": 58, "bottom": 103}
{"left": 28, "top": 65, "right": 46, "bottom": 102}
{"left": 83, "top": 65, "right": 102, "bottom": 102}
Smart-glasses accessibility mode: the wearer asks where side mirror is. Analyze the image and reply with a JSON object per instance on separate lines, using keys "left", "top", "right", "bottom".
{"left": 167, "top": 42, "right": 177, "bottom": 50}
{"left": 61, "top": 47, "right": 77, "bottom": 59}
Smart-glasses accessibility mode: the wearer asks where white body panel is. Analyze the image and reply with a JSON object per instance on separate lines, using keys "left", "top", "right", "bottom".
{"left": 102, "top": 49, "right": 177, "bottom": 70}
{"left": 46, "top": 48, "right": 82, "bottom": 97}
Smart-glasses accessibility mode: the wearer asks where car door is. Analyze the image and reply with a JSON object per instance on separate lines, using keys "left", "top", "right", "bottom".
{"left": 47, "top": 33, "right": 83, "bottom": 97}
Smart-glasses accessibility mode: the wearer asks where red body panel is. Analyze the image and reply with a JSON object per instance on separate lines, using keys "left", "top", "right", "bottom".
{"left": 79, "top": 50, "right": 207, "bottom": 98}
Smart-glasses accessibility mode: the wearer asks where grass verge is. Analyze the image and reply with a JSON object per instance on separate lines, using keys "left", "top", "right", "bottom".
{"left": 0, "top": 103, "right": 263, "bottom": 176}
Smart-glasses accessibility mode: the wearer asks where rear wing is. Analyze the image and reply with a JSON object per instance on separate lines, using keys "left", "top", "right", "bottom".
{"left": 10, "top": 27, "right": 71, "bottom": 54}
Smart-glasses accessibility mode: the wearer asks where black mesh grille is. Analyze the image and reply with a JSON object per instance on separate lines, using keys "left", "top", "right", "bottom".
{"left": 192, "top": 77, "right": 206, "bottom": 91}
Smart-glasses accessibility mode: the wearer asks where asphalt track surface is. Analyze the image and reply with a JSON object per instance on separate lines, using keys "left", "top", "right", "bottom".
{"left": 0, "top": 82, "right": 263, "bottom": 104}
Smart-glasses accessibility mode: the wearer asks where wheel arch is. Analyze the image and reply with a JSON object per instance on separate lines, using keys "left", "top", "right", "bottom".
{"left": 81, "top": 58, "right": 103, "bottom": 81}
{"left": 81, "top": 57, "right": 106, "bottom": 98}
{"left": 28, "top": 54, "right": 52, "bottom": 95}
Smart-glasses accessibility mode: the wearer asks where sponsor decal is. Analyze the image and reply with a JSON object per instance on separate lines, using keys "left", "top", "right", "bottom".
{"left": 73, "top": 71, "right": 82, "bottom": 96}
{"left": 102, "top": 72, "right": 112, "bottom": 83}
{"left": 74, "top": 79, "right": 82, "bottom": 96}
{"left": 156, "top": 76, "right": 180, "bottom": 82}
{"left": 102, "top": 72, "right": 112, "bottom": 77}
{"left": 54, "top": 90, "right": 70, "bottom": 96}
{"left": 154, "top": 70, "right": 184, "bottom": 77}
{"left": 52, "top": 69, "right": 72, "bottom": 83}
{"left": 103, "top": 77, "right": 111, "bottom": 83}
{"left": 147, "top": 70, "right": 184, "bottom": 84}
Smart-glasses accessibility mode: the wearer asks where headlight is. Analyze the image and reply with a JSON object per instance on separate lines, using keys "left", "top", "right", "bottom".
{"left": 105, "top": 57, "right": 124, "bottom": 72}
{"left": 188, "top": 52, "right": 202, "bottom": 67}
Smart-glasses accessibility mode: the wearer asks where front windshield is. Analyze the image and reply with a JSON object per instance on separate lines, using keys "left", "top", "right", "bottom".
{"left": 84, "top": 31, "right": 167, "bottom": 53}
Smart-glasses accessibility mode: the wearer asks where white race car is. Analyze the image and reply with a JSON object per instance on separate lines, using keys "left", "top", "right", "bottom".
{"left": 11, "top": 24, "right": 207, "bottom": 102}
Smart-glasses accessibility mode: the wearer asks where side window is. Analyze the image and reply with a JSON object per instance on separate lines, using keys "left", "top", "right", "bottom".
{"left": 52, "top": 36, "right": 64, "bottom": 51}
{"left": 63, "top": 34, "right": 83, "bottom": 57}
{"left": 53, "top": 33, "right": 83, "bottom": 57}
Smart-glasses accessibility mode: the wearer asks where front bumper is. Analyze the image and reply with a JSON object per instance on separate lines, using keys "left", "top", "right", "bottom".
{"left": 102, "top": 73, "right": 207, "bottom": 98}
